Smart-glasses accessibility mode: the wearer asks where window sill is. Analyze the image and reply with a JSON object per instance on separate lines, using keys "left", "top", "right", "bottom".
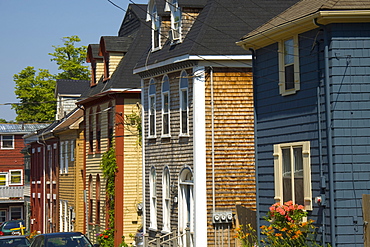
{"left": 161, "top": 134, "right": 171, "bottom": 139}
{"left": 161, "top": 230, "right": 171, "bottom": 234}
{"left": 148, "top": 227, "right": 158, "bottom": 232}
{"left": 151, "top": 47, "right": 161, "bottom": 53}
{"left": 147, "top": 135, "right": 157, "bottom": 140}
{"left": 179, "top": 133, "right": 190, "bottom": 138}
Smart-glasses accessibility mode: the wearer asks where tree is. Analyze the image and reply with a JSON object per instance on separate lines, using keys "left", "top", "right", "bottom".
{"left": 12, "top": 35, "right": 89, "bottom": 122}
{"left": 49, "top": 35, "right": 90, "bottom": 80}
{"left": 12, "top": 67, "right": 56, "bottom": 122}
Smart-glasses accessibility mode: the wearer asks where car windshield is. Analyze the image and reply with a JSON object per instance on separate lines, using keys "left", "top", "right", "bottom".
{"left": 47, "top": 235, "right": 93, "bottom": 247}
{"left": 0, "top": 237, "right": 30, "bottom": 246}
{"left": 4, "top": 222, "right": 23, "bottom": 230}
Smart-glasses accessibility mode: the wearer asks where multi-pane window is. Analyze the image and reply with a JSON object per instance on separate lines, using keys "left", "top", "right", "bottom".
{"left": 171, "top": 0, "right": 181, "bottom": 41}
{"left": 108, "top": 103, "right": 114, "bottom": 148}
{"left": 10, "top": 170, "right": 22, "bottom": 185}
{"left": 162, "top": 167, "right": 171, "bottom": 232}
{"left": 179, "top": 71, "right": 189, "bottom": 135}
{"left": 0, "top": 210, "right": 6, "bottom": 222}
{"left": 152, "top": 4, "right": 161, "bottom": 50}
{"left": 150, "top": 166, "right": 157, "bottom": 229}
{"left": 88, "top": 175, "right": 93, "bottom": 223}
{"left": 1, "top": 135, "right": 14, "bottom": 149}
{"left": 96, "top": 107, "right": 101, "bottom": 152}
{"left": 279, "top": 36, "right": 300, "bottom": 95}
{"left": 149, "top": 79, "right": 156, "bottom": 137}
{"left": 89, "top": 109, "right": 94, "bottom": 153}
{"left": 273, "top": 141, "right": 312, "bottom": 210}
{"left": 10, "top": 206, "right": 22, "bottom": 220}
{"left": 162, "top": 75, "right": 170, "bottom": 136}
{"left": 96, "top": 175, "right": 101, "bottom": 224}
{"left": 60, "top": 142, "right": 65, "bottom": 174}
{"left": 0, "top": 173, "right": 7, "bottom": 186}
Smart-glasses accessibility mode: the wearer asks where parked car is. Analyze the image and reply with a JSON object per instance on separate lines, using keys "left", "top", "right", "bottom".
{"left": 30, "top": 232, "right": 98, "bottom": 247}
{"left": 0, "top": 235, "right": 30, "bottom": 246}
{"left": 0, "top": 220, "right": 26, "bottom": 236}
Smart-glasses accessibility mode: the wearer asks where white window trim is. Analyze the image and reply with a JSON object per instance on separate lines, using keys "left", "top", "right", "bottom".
{"left": 161, "top": 75, "right": 171, "bottom": 138}
{"left": 278, "top": 35, "right": 300, "bottom": 96}
{"left": 148, "top": 79, "right": 157, "bottom": 138}
{"left": 273, "top": 141, "right": 312, "bottom": 210}
{"left": 65, "top": 141, "right": 69, "bottom": 174}
{"left": 60, "top": 142, "right": 65, "bottom": 174}
{"left": 151, "top": 4, "right": 161, "bottom": 51}
{"left": 0, "top": 173, "right": 8, "bottom": 186}
{"left": 1, "top": 135, "right": 14, "bottom": 149}
{"left": 170, "top": 0, "right": 182, "bottom": 43}
{"left": 9, "top": 169, "right": 23, "bottom": 186}
{"left": 9, "top": 206, "right": 23, "bottom": 220}
{"left": 179, "top": 71, "right": 189, "bottom": 137}
{"left": 162, "top": 167, "right": 171, "bottom": 232}
{"left": 71, "top": 141, "right": 75, "bottom": 161}
{"left": 149, "top": 166, "right": 157, "bottom": 230}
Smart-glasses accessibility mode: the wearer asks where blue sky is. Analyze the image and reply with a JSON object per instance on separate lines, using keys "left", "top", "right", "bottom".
{"left": 0, "top": 0, "right": 146, "bottom": 121}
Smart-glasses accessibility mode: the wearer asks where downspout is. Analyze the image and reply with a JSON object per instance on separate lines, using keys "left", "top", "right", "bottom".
{"left": 249, "top": 48, "right": 261, "bottom": 237}
{"left": 210, "top": 66, "right": 215, "bottom": 214}
{"left": 140, "top": 78, "right": 146, "bottom": 236}
{"left": 314, "top": 18, "right": 336, "bottom": 247}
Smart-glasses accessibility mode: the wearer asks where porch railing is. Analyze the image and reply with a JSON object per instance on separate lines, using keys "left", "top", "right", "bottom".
{"left": 144, "top": 227, "right": 192, "bottom": 247}
{"left": 0, "top": 186, "right": 24, "bottom": 198}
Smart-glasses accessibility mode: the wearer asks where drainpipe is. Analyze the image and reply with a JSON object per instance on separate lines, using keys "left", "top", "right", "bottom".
{"left": 210, "top": 66, "right": 215, "bottom": 215}
{"left": 249, "top": 48, "right": 261, "bottom": 237}
{"left": 314, "top": 18, "right": 336, "bottom": 247}
{"left": 140, "top": 78, "right": 146, "bottom": 235}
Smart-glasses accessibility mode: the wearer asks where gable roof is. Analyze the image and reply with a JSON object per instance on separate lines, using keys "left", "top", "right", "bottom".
{"left": 238, "top": 0, "right": 370, "bottom": 49}
{"left": 79, "top": 4, "right": 149, "bottom": 102}
{"left": 55, "top": 79, "right": 90, "bottom": 97}
{"left": 86, "top": 44, "right": 103, "bottom": 63}
{"left": 135, "top": 0, "right": 301, "bottom": 71}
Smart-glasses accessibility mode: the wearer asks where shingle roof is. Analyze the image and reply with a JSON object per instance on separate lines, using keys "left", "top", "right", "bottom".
{"left": 79, "top": 4, "right": 149, "bottom": 100}
{"left": 86, "top": 44, "right": 102, "bottom": 63}
{"left": 135, "top": 0, "right": 301, "bottom": 69}
{"left": 241, "top": 0, "right": 370, "bottom": 40}
{"left": 99, "top": 36, "right": 134, "bottom": 54}
{"left": 0, "top": 123, "right": 49, "bottom": 134}
{"left": 55, "top": 79, "right": 90, "bottom": 96}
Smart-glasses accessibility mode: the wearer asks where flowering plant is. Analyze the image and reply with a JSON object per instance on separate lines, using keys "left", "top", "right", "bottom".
{"left": 96, "top": 228, "right": 114, "bottom": 247}
{"left": 235, "top": 201, "right": 320, "bottom": 247}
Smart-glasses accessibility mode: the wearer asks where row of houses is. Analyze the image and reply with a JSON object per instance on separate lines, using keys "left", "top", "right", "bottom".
{"left": 2, "top": 0, "right": 369, "bottom": 246}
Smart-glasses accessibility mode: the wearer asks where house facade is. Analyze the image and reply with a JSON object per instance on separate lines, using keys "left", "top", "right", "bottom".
{"left": 238, "top": 0, "right": 370, "bottom": 246}
{"left": 0, "top": 123, "right": 47, "bottom": 226}
{"left": 79, "top": 4, "right": 149, "bottom": 245}
{"left": 134, "top": 0, "right": 300, "bottom": 246}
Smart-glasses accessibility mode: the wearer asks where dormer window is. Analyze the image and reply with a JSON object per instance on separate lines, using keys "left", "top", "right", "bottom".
{"left": 170, "top": 0, "right": 181, "bottom": 42}
{"left": 152, "top": 4, "right": 161, "bottom": 50}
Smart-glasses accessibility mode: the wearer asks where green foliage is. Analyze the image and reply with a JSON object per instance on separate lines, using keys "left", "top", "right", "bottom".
{"left": 0, "top": 119, "right": 15, "bottom": 123}
{"left": 99, "top": 145, "right": 128, "bottom": 247}
{"left": 49, "top": 35, "right": 90, "bottom": 80}
{"left": 124, "top": 103, "right": 142, "bottom": 145}
{"left": 12, "top": 66, "right": 56, "bottom": 122}
{"left": 236, "top": 201, "right": 325, "bottom": 247}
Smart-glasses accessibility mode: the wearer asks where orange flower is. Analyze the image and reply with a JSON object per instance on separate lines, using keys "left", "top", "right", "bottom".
{"left": 104, "top": 235, "right": 109, "bottom": 239}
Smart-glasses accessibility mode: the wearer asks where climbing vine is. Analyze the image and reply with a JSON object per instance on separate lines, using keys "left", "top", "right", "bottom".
{"left": 124, "top": 103, "right": 142, "bottom": 146}
{"left": 99, "top": 145, "right": 127, "bottom": 247}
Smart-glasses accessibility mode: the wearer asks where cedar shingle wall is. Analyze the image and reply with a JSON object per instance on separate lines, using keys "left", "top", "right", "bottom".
{"left": 205, "top": 68, "right": 255, "bottom": 246}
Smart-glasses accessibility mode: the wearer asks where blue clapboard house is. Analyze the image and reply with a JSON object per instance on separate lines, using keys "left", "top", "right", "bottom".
{"left": 238, "top": 0, "right": 370, "bottom": 246}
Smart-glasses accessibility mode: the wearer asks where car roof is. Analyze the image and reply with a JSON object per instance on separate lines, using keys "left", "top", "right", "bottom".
{"left": 0, "top": 235, "right": 28, "bottom": 239}
{"left": 39, "top": 232, "right": 85, "bottom": 238}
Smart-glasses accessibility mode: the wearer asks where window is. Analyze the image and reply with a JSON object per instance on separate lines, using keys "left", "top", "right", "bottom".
{"left": 108, "top": 103, "right": 114, "bottom": 148}
{"left": 60, "top": 141, "right": 65, "bottom": 174}
{"left": 9, "top": 206, "right": 22, "bottom": 220}
{"left": 65, "top": 141, "right": 69, "bottom": 173}
{"left": 0, "top": 173, "right": 7, "bottom": 186}
{"left": 9, "top": 170, "right": 22, "bottom": 185}
{"left": 149, "top": 79, "right": 156, "bottom": 137}
{"left": 0, "top": 210, "right": 6, "bottom": 222}
{"left": 96, "top": 106, "right": 101, "bottom": 152}
{"left": 170, "top": 0, "right": 181, "bottom": 42}
{"left": 279, "top": 36, "right": 300, "bottom": 95}
{"left": 178, "top": 168, "right": 194, "bottom": 247}
{"left": 179, "top": 71, "right": 189, "bottom": 136}
{"left": 70, "top": 141, "right": 75, "bottom": 161}
{"left": 162, "top": 167, "right": 171, "bottom": 232}
{"left": 149, "top": 166, "right": 157, "bottom": 230}
{"left": 96, "top": 175, "right": 101, "bottom": 224}
{"left": 162, "top": 75, "right": 170, "bottom": 137}
{"left": 88, "top": 175, "right": 93, "bottom": 223}
{"left": 1, "top": 135, "right": 14, "bottom": 149}
{"left": 89, "top": 109, "right": 94, "bottom": 153}
{"left": 273, "top": 141, "right": 312, "bottom": 210}
{"left": 152, "top": 4, "right": 161, "bottom": 50}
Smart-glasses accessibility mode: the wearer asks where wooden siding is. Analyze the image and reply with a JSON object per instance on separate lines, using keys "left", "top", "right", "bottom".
{"left": 254, "top": 23, "right": 370, "bottom": 246}
{"left": 0, "top": 134, "right": 26, "bottom": 171}
{"left": 205, "top": 68, "right": 255, "bottom": 246}
{"left": 122, "top": 98, "right": 142, "bottom": 242}
{"left": 109, "top": 53, "right": 123, "bottom": 78}
{"left": 181, "top": 7, "right": 201, "bottom": 39}
{"left": 143, "top": 69, "right": 194, "bottom": 235}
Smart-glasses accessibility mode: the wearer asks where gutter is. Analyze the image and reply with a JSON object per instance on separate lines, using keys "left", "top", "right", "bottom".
{"left": 314, "top": 18, "right": 336, "bottom": 247}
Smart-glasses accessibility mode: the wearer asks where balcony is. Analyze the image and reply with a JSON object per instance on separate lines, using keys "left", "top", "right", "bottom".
{"left": 0, "top": 186, "right": 24, "bottom": 199}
